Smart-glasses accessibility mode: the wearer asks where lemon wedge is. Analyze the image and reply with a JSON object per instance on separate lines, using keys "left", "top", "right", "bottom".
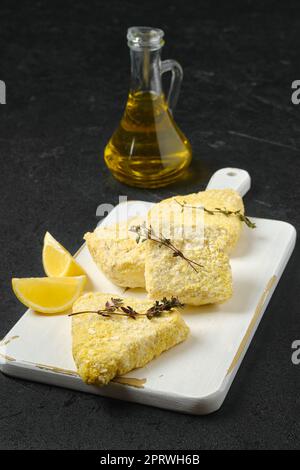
{"left": 12, "top": 276, "right": 86, "bottom": 313}
{"left": 42, "top": 232, "right": 86, "bottom": 277}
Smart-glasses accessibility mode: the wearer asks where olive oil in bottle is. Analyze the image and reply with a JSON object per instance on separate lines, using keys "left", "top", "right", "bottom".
{"left": 104, "top": 27, "right": 192, "bottom": 188}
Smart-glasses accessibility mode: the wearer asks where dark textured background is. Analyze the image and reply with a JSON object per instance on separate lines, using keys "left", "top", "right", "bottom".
{"left": 0, "top": 0, "right": 299, "bottom": 450}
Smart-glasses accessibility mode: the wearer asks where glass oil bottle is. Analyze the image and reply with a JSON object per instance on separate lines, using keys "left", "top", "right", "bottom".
{"left": 104, "top": 27, "right": 192, "bottom": 188}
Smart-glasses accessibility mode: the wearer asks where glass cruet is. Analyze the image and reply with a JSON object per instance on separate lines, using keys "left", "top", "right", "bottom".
{"left": 104, "top": 26, "right": 192, "bottom": 188}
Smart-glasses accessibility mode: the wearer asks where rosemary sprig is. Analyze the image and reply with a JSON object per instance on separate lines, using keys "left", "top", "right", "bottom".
{"left": 146, "top": 297, "right": 184, "bottom": 319}
{"left": 130, "top": 223, "right": 203, "bottom": 273}
{"left": 211, "top": 207, "right": 256, "bottom": 228}
{"left": 68, "top": 296, "right": 184, "bottom": 320}
{"left": 105, "top": 298, "right": 123, "bottom": 311}
{"left": 174, "top": 199, "right": 256, "bottom": 229}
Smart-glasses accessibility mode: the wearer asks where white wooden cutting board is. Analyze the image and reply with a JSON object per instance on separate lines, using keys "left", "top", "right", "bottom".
{"left": 0, "top": 168, "right": 296, "bottom": 414}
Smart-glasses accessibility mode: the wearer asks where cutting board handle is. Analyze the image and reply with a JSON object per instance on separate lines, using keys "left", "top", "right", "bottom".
{"left": 206, "top": 168, "right": 251, "bottom": 197}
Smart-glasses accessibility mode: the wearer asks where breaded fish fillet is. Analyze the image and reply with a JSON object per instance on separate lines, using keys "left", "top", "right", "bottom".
{"left": 72, "top": 292, "right": 189, "bottom": 385}
{"left": 148, "top": 189, "right": 244, "bottom": 253}
{"left": 145, "top": 238, "right": 232, "bottom": 305}
{"left": 84, "top": 216, "right": 146, "bottom": 288}
{"left": 84, "top": 190, "right": 243, "bottom": 291}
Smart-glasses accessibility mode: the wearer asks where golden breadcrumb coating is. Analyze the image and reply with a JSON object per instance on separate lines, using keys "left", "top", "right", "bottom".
{"left": 72, "top": 292, "right": 189, "bottom": 385}
{"left": 148, "top": 189, "right": 244, "bottom": 252}
{"left": 84, "top": 216, "right": 146, "bottom": 288}
{"left": 84, "top": 190, "right": 242, "bottom": 295}
{"left": 145, "top": 238, "right": 232, "bottom": 305}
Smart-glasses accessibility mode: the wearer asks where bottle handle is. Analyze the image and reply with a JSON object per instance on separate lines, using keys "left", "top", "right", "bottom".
{"left": 161, "top": 59, "right": 183, "bottom": 113}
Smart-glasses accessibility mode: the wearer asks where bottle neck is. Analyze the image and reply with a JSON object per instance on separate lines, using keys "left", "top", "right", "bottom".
{"left": 129, "top": 48, "right": 162, "bottom": 96}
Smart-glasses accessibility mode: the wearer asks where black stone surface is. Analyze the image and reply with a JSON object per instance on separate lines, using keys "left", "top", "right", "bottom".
{"left": 0, "top": 0, "right": 299, "bottom": 450}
